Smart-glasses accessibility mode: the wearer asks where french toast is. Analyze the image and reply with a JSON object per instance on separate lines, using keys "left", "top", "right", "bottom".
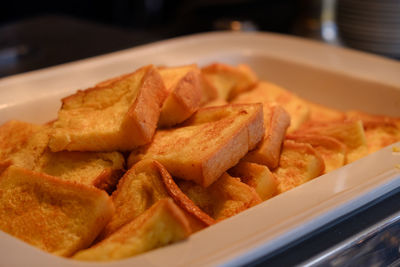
{"left": 177, "top": 172, "right": 261, "bottom": 221}
{"left": 202, "top": 63, "right": 258, "bottom": 101}
{"left": 229, "top": 162, "right": 278, "bottom": 201}
{"left": 49, "top": 65, "right": 168, "bottom": 152}
{"left": 286, "top": 134, "right": 347, "bottom": 173}
{"left": 240, "top": 104, "right": 290, "bottom": 169}
{"left": 100, "top": 159, "right": 212, "bottom": 240}
{"left": 232, "top": 81, "right": 310, "bottom": 132}
{"left": 73, "top": 198, "right": 191, "bottom": 261}
{"left": 346, "top": 110, "right": 400, "bottom": 153}
{"left": 158, "top": 65, "right": 203, "bottom": 127}
{"left": 295, "top": 120, "right": 368, "bottom": 163}
{"left": 128, "top": 103, "right": 264, "bottom": 187}
{"left": 273, "top": 140, "right": 325, "bottom": 193}
{"left": 0, "top": 166, "right": 114, "bottom": 256}
{"left": 1, "top": 122, "right": 125, "bottom": 192}
{"left": 0, "top": 120, "right": 42, "bottom": 173}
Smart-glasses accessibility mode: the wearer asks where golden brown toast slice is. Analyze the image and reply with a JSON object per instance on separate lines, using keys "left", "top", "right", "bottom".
{"left": 229, "top": 162, "right": 278, "bottom": 201}
{"left": 177, "top": 172, "right": 261, "bottom": 221}
{"left": 0, "top": 166, "right": 114, "bottom": 256}
{"left": 295, "top": 120, "right": 368, "bottom": 163}
{"left": 346, "top": 110, "right": 400, "bottom": 153}
{"left": 158, "top": 65, "right": 202, "bottom": 127}
{"left": 49, "top": 65, "right": 168, "bottom": 152}
{"left": 202, "top": 63, "right": 258, "bottom": 101}
{"left": 273, "top": 140, "right": 325, "bottom": 193}
{"left": 73, "top": 198, "right": 191, "bottom": 261}
{"left": 1, "top": 121, "right": 125, "bottom": 192}
{"left": 241, "top": 104, "right": 290, "bottom": 169}
{"left": 233, "top": 81, "right": 310, "bottom": 132}
{"left": 286, "top": 134, "right": 347, "bottom": 173}
{"left": 0, "top": 120, "right": 42, "bottom": 173}
{"left": 128, "top": 103, "right": 264, "bottom": 187}
{"left": 100, "top": 159, "right": 211, "bottom": 240}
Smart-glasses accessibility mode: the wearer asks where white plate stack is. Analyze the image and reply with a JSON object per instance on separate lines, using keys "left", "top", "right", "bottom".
{"left": 337, "top": 0, "right": 400, "bottom": 58}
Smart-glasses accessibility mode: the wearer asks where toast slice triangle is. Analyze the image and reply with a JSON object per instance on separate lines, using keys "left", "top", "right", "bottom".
{"left": 128, "top": 103, "right": 264, "bottom": 187}
{"left": 73, "top": 198, "right": 191, "bottom": 261}
{"left": 158, "top": 65, "right": 203, "bottom": 127}
{"left": 49, "top": 65, "right": 168, "bottom": 152}
{"left": 0, "top": 166, "right": 114, "bottom": 256}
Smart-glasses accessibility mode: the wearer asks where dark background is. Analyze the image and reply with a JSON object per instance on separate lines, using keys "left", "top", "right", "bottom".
{"left": 0, "top": 0, "right": 316, "bottom": 77}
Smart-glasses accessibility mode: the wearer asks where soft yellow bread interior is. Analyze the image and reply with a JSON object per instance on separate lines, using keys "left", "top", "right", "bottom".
{"left": 128, "top": 103, "right": 264, "bottom": 187}
{"left": 0, "top": 166, "right": 114, "bottom": 257}
{"left": 49, "top": 65, "right": 168, "bottom": 152}
{"left": 73, "top": 198, "right": 191, "bottom": 261}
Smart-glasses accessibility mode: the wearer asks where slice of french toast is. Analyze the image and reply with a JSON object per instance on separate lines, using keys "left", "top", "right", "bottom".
{"left": 0, "top": 120, "right": 42, "bottom": 173}
{"left": 202, "top": 63, "right": 258, "bottom": 101}
{"left": 73, "top": 198, "right": 191, "bottom": 261}
{"left": 158, "top": 65, "right": 203, "bottom": 127}
{"left": 273, "top": 140, "right": 325, "bottom": 193}
{"left": 0, "top": 166, "right": 114, "bottom": 256}
{"left": 1, "top": 121, "right": 125, "bottom": 192}
{"left": 295, "top": 120, "right": 368, "bottom": 163}
{"left": 177, "top": 172, "right": 261, "bottom": 221}
{"left": 286, "top": 134, "right": 347, "bottom": 173}
{"left": 100, "top": 159, "right": 212, "bottom": 240}
{"left": 49, "top": 65, "right": 168, "bottom": 152}
{"left": 240, "top": 103, "right": 290, "bottom": 169}
{"left": 229, "top": 161, "right": 278, "bottom": 201}
{"left": 128, "top": 103, "right": 264, "bottom": 187}
{"left": 346, "top": 110, "right": 400, "bottom": 153}
{"left": 232, "top": 81, "right": 310, "bottom": 132}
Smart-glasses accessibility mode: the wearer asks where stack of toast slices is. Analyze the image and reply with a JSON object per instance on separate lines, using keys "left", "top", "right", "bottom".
{"left": 0, "top": 62, "right": 399, "bottom": 261}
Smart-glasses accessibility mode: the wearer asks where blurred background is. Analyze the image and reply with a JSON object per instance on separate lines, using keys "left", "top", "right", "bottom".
{"left": 1, "top": 0, "right": 399, "bottom": 78}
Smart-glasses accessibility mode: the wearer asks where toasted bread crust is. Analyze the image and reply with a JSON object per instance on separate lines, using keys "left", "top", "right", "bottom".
{"left": 49, "top": 65, "right": 168, "bottom": 152}
{"left": 243, "top": 104, "right": 290, "bottom": 168}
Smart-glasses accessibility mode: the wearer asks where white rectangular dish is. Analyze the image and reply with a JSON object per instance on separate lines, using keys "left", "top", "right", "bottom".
{"left": 1, "top": 31, "right": 400, "bottom": 267}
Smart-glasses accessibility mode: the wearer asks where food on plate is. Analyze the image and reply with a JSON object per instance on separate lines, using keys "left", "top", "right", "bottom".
{"left": 0, "top": 166, "right": 114, "bottom": 256}
{"left": 0, "top": 62, "right": 399, "bottom": 261}
{"left": 73, "top": 198, "right": 191, "bottom": 261}
{"left": 49, "top": 65, "right": 168, "bottom": 152}
{"left": 128, "top": 103, "right": 265, "bottom": 187}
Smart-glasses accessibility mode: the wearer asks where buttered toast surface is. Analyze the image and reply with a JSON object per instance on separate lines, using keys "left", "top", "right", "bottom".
{"left": 1, "top": 61, "right": 399, "bottom": 263}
